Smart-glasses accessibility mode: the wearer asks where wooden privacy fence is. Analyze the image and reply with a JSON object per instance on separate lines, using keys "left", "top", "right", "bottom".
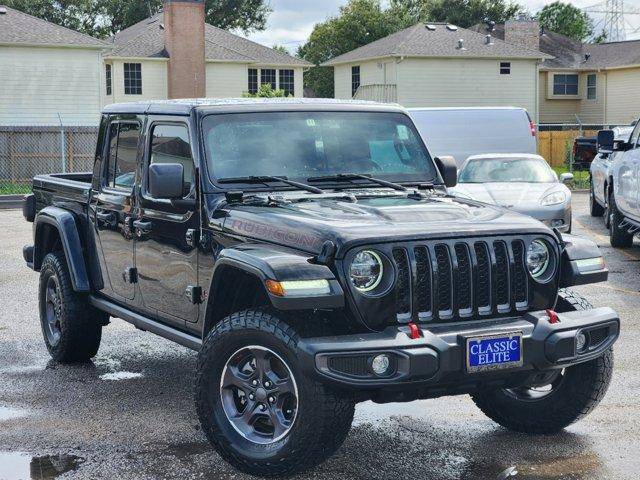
{"left": 0, "top": 126, "right": 98, "bottom": 193}
{"left": 537, "top": 128, "right": 599, "bottom": 167}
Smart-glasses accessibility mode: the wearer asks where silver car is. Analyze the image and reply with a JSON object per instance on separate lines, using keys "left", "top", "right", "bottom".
{"left": 452, "top": 153, "right": 573, "bottom": 232}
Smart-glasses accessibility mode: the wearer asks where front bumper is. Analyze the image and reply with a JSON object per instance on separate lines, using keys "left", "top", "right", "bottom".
{"left": 515, "top": 202, "right": 572, "bottom": 232}
{"left": 297, "top": 308, "right": 619, "bottom": 394}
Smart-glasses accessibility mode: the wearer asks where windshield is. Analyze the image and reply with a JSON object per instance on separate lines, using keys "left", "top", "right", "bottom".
{"left": 458, "top": 157, "right": 557, "bottom": 183}
{"left": 202, "top": 112, "right": 438, "bottom": 185}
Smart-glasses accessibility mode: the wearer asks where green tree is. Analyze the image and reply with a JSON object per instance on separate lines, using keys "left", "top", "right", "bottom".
{"left": 272, "top": 45, "right": 290, "bottom": 55}
{"left": 536, "top": 1, "right": 593, "bottom": 41}
{"left": 298, "top": 0, "right": 410, "bottom": 98}
{"left": 389, "top": 0, "right": 524, "bottom": 29}
{"left": 4, "top": 0, "right": 271, "bottom": 38}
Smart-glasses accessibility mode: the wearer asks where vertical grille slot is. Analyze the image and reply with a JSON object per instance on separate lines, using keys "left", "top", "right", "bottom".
{"left": 392, "top": 248, "right": 411, "bottom": 321}
{"left": 454, "top": 243, "right": 473, "bottom": 317}
{"left": 414, "top": 246, "right": 432, "bottom": 320}
{"left": 474, "top": 242, "right": 492, "bottom": 315}
{"left": 511, "top": 240, "right": 528, "bottom": 309}
{"left": 434, "top": 244, "right": 453, "bottom": 319}
{"left": 493, "top": 241, "right": 510, "bottom": 312}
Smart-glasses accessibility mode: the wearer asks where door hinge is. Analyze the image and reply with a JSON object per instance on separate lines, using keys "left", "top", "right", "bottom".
{"left": 186, "top": 285, "right": 203, "bottom": 304}
{"left": 123, "top": 267, "right": 138, "bottom": 284}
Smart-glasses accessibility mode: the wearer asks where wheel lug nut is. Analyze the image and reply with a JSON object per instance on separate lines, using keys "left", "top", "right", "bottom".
{"left": 259, "top": 404, "right": 266, "bottom": 411}
{"left": 264, "top": 381, "right": 271, "bottom": 388}
{"left": 268, "top": 396, "right": 275, "bottom": 403}
{"left": 252, "top": 379, "right": 258, "bottom": 386}
{"left": 249, "top": 393, "right": 255, "bottom": 400}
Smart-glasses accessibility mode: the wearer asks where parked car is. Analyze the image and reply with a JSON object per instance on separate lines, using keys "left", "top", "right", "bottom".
{"left": 590, "top": 125, "right": 635, "bottom": 227}
{"left": 572, "top": 136, "right": 598, "bottom": 170}
{"left": 453, "top": 153, "right": 573, "bottom": 232}
{"left": 597, "top": 120, "right": 640, "bottom": 247}
{"left": 22, "top": 99, "right": 618, "bottom": 477}
{"left": 408, "top": 107, "right": 537, "bottom": 166}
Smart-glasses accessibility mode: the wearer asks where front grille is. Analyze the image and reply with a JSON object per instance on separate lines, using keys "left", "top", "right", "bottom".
{"left": 392, "top": 238, "right": 530, "bottom": 323}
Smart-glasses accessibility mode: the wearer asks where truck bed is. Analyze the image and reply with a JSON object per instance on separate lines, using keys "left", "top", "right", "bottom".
{"left": 32, "top": 172, "right": 93, "bottom": 212}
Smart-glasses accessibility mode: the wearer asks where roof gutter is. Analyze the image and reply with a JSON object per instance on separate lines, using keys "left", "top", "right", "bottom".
{"left": 0, "top": 41, "right": 107, "bottom": 50}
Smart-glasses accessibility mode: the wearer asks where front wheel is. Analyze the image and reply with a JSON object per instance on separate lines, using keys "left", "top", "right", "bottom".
{"left": 609, "top": 190, "right": 634, "bottom": 247}
{"left": 195, "top": 310, "right": 355, "bottom": 477}
{"left": 589, "top": 182, "right": 605, "bottom": 217}
{"left": 471, "top": 289, "right": 613, "bottom": 433}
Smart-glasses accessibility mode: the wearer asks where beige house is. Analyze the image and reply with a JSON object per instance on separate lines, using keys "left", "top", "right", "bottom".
{"left": 472, "top": 23, "right": 640, "bottom": 125}
{"left": 0, "top": 1, "right": 310, "bottom": 126}
{"left": 0, "top": 5, "right": 107, "bottom": 125}
{"left": 323, "top": 21, "right": 549, "bottom": 122}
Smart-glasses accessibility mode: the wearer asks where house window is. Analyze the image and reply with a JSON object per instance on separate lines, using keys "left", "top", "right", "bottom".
{"left": 248, "top": 68, "right": 258, "bottom": 94}
{"left": 553, "top": 74, "right": 579, "bottom": 96}
{"left": 279, "top": 69, "right": 294, "bottom": 96}
{"left": 587, "top": 74, "right": 597, "bottom": 100}
{"left": 105, "top": 64, "right": 112, "bottom": 96}
{"left": 260, "top": 69, "right": 276, "bottom": 90}
{"left": 124, "top": 63, "right": 142, "bottom": 95}
{"left": 351, "top": 65, "right": 360, "bottom": 97}
{"left": 500, "top": 62, "right": 511, "bottom": 75}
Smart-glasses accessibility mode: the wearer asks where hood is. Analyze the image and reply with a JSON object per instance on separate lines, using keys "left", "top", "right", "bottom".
{"left": 452, "top": 182, "right": 568, "bottom": 209}
{"left": 215, "top": 193, "right": 552, "bottom": 257}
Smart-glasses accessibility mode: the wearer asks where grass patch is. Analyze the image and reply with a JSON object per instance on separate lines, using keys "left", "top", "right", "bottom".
{"left": 0, "top": 182, "right": 32, "bottom": 195}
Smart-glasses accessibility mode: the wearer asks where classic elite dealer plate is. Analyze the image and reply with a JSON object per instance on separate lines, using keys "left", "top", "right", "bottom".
{"left": 466, "top": 332, "right": 523, "bottom": 373}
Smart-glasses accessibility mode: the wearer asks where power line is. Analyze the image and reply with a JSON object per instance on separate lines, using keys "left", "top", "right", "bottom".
{"left": 584, "top": 0, "right": 640, "bottom": 41}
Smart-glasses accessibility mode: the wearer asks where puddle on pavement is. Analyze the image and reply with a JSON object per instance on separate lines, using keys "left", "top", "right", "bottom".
{"left": 0, "top": 452, "right": 83, "bottom": 480}
{"left": 0, "top": 406, "right": 28, "bottom": 422}
{"left": 461, "top": 453, "right": 602, "bottom": 479}
{"left": 99, "top": 371, "right": 143, "bottom": 381}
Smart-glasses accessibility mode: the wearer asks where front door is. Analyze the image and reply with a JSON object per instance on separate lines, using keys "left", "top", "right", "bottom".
{"left": 619, "top": 122, "right": 640, "bottom": 216}
{"left": 134, "top": 120, "right": 199, "bottom": 325}
{"left": 93, "top": 119, "right": 141, "bottom": 300}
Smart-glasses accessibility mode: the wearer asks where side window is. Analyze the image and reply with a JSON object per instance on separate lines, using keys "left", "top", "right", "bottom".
{"left": 103, "top": 122, "right": 141, "bottom": 190}
{"left": 149, "top": 124, "right": 194, "bottom": 198}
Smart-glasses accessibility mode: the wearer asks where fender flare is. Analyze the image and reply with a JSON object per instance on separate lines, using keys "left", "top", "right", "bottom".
{"left": 33, "top": 206, "right": 91, "bottom": 292}
{"left": 203, "top": 245, "right": 344, "bottom": 336}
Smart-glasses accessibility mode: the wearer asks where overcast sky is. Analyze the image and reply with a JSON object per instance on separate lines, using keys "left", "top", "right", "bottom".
{"left": 243, "top": 0, "right": 640, "bottom": 52}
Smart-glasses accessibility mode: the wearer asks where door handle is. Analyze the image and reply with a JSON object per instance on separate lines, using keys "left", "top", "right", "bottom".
{"left": 133, "top": 220, "right": 152, "bottom": 236}
{"left": 96, "top": 211, "right": 115, "bottom": 226}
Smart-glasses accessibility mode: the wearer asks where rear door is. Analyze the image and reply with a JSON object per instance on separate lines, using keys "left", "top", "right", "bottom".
{"left": 618, "top": 123, "right": 640, "bottom": 216}
{"left": 133, "top": 119, "right": 200, "bottom": 326}
{"left": 92, "top": 117, "right": 142, "bottom": 301}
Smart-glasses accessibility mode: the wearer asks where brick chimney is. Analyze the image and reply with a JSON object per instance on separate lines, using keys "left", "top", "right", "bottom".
{"left": 164, "top": 0, "right": 206, "bottom": 99}
{"left": 505, "top": 19, "right": 540, "bottom": 52}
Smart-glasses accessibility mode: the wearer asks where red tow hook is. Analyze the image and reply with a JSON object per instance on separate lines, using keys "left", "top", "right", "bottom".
{"left": 408, "top": 322, "right": 421, "bottom": 339}
{"left": 546, "top": 309, "right": 560, "bottom": 324}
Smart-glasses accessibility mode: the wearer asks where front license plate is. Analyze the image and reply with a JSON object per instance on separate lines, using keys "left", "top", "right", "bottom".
{"left": 466, "top": 332, "right": 523, "bottom": 373}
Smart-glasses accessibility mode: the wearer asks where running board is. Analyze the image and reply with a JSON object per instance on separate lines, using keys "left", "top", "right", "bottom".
{"left": 89, "top": 296, "right": 202, "bottom": 351}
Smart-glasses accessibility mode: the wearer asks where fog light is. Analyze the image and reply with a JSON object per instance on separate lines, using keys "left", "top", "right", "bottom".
{"left": 371, "top": 354, "right": 391, "bottom": 376}
{"left": 576, "top": 332, "right": 588, "bottom": 352}
{"left": 550, "top": 219, "right": 565, "bottom": 227}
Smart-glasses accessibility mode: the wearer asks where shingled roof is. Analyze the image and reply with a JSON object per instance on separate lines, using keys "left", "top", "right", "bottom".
{"left": 106, "top": 12, "right": 311, "bottom": 66}
{"left": 470, "top": 23, "right": 640, "bottom": 70}
{"left": 0, "top": 5, "right": 107, "bottom": 48}
{"left": 322, "top": 22, "right": 550, "bottom": 66}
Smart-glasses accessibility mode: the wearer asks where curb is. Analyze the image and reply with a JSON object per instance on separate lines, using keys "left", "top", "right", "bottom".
{"left": 0, "top": 194, "right": 25, "bottom": 210}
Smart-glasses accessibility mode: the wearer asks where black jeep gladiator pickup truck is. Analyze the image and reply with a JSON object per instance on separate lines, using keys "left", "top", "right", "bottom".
{"left": 23, "top": 99, "right": 619, "bottom": 476}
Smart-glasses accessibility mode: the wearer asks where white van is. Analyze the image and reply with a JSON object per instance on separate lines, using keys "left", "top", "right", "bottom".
{"left": 408, "top": 107, "right": 537, "bottom": 166}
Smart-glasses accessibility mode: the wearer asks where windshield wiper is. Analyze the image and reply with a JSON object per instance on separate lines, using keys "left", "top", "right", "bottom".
{"left": 217, "top": 175, "right": 324, "bottom": 194}
{"left": 307, "top": 173, "right": 407, "bottom": 192}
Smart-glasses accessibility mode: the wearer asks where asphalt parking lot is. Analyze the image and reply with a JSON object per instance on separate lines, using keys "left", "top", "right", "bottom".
{"left": 1, "top": 192, "right": 639, "bottom": 480}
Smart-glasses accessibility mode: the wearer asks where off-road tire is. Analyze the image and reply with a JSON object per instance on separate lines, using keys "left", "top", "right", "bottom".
{"left": 38, "top": 251, "right": 105, "bottom": 362}
{"left": 589, "top": 182, "right": 605, "bottom": 217}
{"left": 609, "top": 190, "right": 634, "bottom": 247}
{"left": 196, "top": 310, "right": 355, "bottom": 477}
{"left": 471, "top": 289, "right": 613, "bottom": 434}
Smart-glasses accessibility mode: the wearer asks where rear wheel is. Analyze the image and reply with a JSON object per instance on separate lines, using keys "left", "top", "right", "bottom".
{"left": 589, "top": 182, "right": 605, "bottom": 217}
{"left": 471, "top": 290, "right": 613, "bottom": 433}
{"left": 38, "top": 251, "right": 106, "bottom": 363}
{"left": 608, "top": 190, "right": 634, "bottom": 247}
{"left": 196, "top": 310, "right": 355, "bottom": 477}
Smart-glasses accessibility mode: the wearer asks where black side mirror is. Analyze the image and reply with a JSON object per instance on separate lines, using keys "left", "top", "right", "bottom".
{"left": 148, "top": 163, "right": 184, "bottom": 199}
{"left": 434, "top": 155, "right": 457, "bottom": 188}
{"left": 597, "top": 130, "right": 614, "bottom": 154}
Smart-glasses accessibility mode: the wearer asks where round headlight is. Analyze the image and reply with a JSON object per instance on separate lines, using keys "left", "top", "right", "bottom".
{"left": 526, "top": 239, "right": 550, "bottom": 279}
{"left": 350, "top": 250, "right": 383, "bottom": 293}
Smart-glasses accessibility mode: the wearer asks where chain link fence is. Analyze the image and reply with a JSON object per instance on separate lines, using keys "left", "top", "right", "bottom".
{"left": 538, "top": 123, "right": 625, "bottom": 190}
{"left": 0, "top": 125, "right": 98, "bottom": 195}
